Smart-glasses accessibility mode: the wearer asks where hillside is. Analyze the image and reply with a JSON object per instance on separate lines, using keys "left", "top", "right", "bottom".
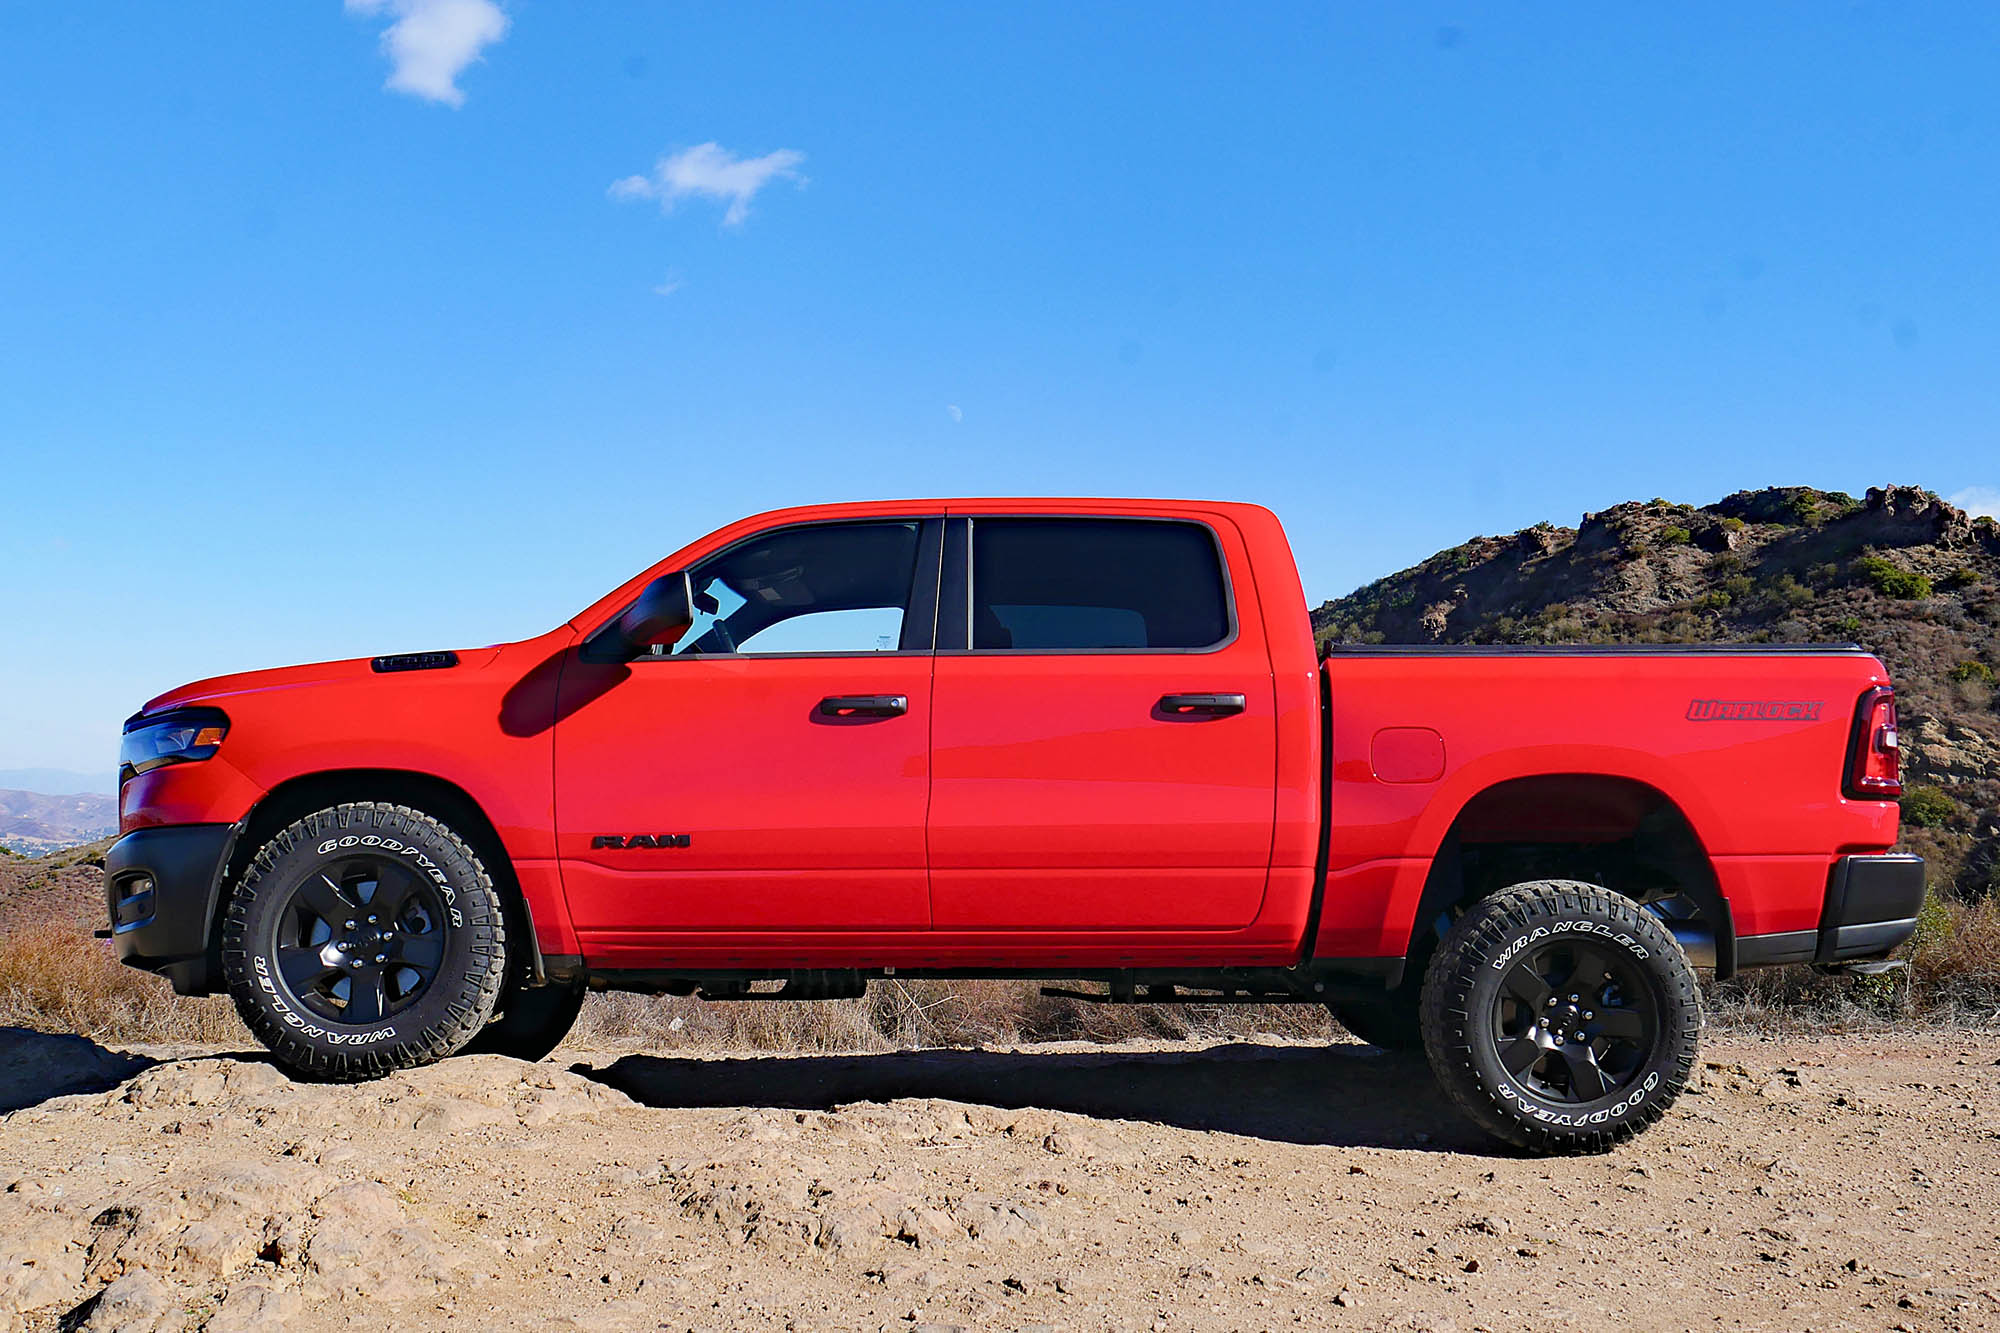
{"left": 0, "top": 788, "right": 117, "bottom": 856}
{"left": 1313, "top": 484, "right": 2000, "bottom": 897}
{"left": 0, "top": 837, "right": 111, "bottom": 935}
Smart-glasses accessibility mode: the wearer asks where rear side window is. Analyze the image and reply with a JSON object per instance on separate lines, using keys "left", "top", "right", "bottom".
{"left": 969, "top": 518, "right": 1232, "bottom": 651}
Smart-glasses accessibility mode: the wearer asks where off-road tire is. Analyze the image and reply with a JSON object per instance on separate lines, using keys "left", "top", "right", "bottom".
{"left": 221, "top": 802, "right": 508, "bottom": 1081}
{"left": 1419, "top": 879, "right": 1701, "bottom": 1154}
{"left": 464, "top": 981, "right": 586, "bottom": 1062}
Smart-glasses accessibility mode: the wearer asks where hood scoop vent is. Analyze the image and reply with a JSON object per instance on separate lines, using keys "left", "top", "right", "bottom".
{"left": 371, "top": 651, "right": 460, "bottom": 674}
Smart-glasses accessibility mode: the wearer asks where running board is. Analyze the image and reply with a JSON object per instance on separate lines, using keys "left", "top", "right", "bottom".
{"left": 1040, "top": 981, "right": 1319, "bottom": 1005}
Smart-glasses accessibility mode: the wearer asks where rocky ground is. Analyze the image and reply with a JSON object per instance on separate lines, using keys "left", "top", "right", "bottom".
{"left": 4, "top": 1029, "right": 1998, "bottom": 1332}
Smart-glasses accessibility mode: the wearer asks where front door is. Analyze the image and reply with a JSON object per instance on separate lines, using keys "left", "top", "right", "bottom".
{"left": 555, "top": 517, "right": 941, "bottom": 937}
{"left": 927, "top": 515, "right": 1278, "bottom": 930}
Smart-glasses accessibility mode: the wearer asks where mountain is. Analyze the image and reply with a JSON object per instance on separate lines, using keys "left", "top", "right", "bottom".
{"left": 1312, "top": 484, "right": 2000, "bottom": 897}
{"left": 0, "top": 768, "right": 117, "bottom": 796}
{"left": 0, "top": 789, "right": 119, "bottom": 857}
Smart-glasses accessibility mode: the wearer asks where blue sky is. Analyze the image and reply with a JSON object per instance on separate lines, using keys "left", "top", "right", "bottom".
{"left": 2, "top": 3, "right": 1996, "bottom": 785}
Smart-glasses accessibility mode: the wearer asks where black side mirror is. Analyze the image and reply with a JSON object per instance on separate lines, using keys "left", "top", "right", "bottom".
{"left": 584, "top": 572, "right": 693, "bottom": 662}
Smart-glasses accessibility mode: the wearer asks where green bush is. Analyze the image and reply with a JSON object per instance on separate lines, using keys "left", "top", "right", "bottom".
{"left": 1948, "top": 660, "right": 1996, "bottom": 685}
{"left": 1658, "top": 525, "right": 1693, "bottom": 546}
{"left": 1720, "top": 516, "right": 1746, "bottom": 532}
{"left": 1834, "top": 615, "right": 1863, "bottom": 636}
{"left": 1940, "top": 567, "right": 1980, "bottom": 591}
{"left": 1766, "top": 574, "right": 1813, "bottom": 608}
{"left": 1720, "top": 574, "right": 1755, "bottom": 602}
{"left": 1901, "top": 786, "right": 1959, "bottom": 829}
{"left": 1855, "top": 555, "right": 1933, "bottom": 600}
{"left": 1785, "top": 494, "right": 1822, "bottom": 525}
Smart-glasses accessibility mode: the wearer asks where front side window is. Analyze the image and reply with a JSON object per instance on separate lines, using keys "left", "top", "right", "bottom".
{"left": 675, "top": 521, "right": 923, "bottom": 655}
{"left": 970, "top": 518, "right": 1231, "bottom": 651}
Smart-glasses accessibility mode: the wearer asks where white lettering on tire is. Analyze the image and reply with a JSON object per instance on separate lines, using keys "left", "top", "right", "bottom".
{"left": 314, "top": 834, "right": 463, "bottom": 926}
{"left": 253, "top": 954, "right": 397, "bottom": 1044}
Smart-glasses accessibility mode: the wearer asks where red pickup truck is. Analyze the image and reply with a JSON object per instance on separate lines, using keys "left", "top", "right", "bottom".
{"left": 107, "top": 499, "right": 1921, "bottom": 1152}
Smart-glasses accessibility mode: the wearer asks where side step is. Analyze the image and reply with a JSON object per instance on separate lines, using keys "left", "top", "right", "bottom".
{"left": 1814, "top": 959, "right": 1909, "bottom": 978}
{"left": 698, "top": 970, "right": 869, "bottom": 1002}
{"left": 1040, "top": 980, "right": 1317, "bottom": 1005}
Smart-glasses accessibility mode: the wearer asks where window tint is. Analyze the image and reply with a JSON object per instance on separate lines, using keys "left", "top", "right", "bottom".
{"left": 970, "top": 518, "right": 1231, "bottom": 650}
{"left": 675, "top": 521, "right": 922, "bottom": 655}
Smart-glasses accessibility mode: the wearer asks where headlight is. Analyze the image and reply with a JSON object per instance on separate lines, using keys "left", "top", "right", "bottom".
{"left": 119, "top": 707, "right": 230, "bottom": 783}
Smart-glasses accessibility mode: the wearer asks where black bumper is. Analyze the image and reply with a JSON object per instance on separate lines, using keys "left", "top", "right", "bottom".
{"left": 1735, "top": 853, "right": 1927, "bottom": 969}
{"left": 104, "top": 823, "right": 238, "bottom": 996}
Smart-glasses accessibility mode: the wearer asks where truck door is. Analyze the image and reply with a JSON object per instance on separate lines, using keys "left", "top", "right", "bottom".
{"left": 927, "top": 514, "right": 1278, "bottom": 930}
{"left": 554, "top": 517, "right": 941, "bottom": 937}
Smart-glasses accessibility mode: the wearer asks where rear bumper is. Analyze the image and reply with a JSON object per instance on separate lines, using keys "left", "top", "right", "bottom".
{"left": 104, "top": 823, "right": 237, "bottom": 996}
{"left": 1736, "top": 853, "right": 1926, "bottom": 968}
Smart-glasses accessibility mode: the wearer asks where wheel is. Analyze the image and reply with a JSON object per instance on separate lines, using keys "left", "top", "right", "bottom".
{"left": 221, "top": 802, "right": 509, "bottom": 1081}
{"left": 1419, "top": 879, "right": 1701, "bottom": 1154}
{"left": 1328, "top": 991, "right": 1422, "bottom": 1049}
{"left": 464, "top": 981, "right": 585, "bottom": 1062}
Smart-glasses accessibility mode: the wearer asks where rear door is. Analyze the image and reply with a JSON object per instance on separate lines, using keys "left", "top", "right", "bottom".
{"left": 555, "top": 517, "right": 942, "bottom": 938}
{"left": 926, "top": 513, "right": 1278, "bottom": 930}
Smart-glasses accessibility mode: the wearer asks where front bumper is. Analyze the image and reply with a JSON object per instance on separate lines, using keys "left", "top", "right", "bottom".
{"left": 1735, "top": 853, "right": 1927, "bottom": 969}
{"left": 104, "top": 823, "right": 238, "bottom": 996}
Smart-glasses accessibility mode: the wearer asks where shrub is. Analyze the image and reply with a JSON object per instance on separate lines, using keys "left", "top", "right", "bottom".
{"left": 1949, "top": 660, "right": 1996, "bottom": 685}
{"left": 1658, "top": 525, "right": 1693, "bottom": 546}
{"left": 1720, "top": 516, "right": 1746, "bottom": 532}
{"left": 1720, "top": 574, "right": 1755, "bottom": 602}
{"left": 1834, "top": 616, "right": 1863, "bottom": 636}
{"left": 1940, "top": 567, "right": 1980, "bottom": 591}
{"left": 1855, "top": 555, "right": 1933, "bottom": 600}
{"left": 1785, "top": 494, "right": 1822, "bottom": 525}
{"left": 1901, "top": 786, "right": 1959, "bottom": 829}
{"left": 1765, "top": 574, "right": 1813, "bottom": 608}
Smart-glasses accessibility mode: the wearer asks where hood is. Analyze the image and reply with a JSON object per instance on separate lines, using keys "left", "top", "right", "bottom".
{"left": 138, "top": 647, "right": 502, "bottom": 717}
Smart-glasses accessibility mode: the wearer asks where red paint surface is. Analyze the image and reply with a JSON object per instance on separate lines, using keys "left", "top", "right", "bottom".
{"left": 127, "top": 498, "right": 1902, "bottom": 969}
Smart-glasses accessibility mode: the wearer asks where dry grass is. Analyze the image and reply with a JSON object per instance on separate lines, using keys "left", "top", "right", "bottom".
{"left": 568, "top": 979, "right": 1334, "bottom": 1053}
{"left": 1708, "top": 890, "right": 2000, "bottom": 1031}
{"left": 0, "top": 922, "right": 245, "bottom": 1045}
{"left": 5, "top": 893, "right": 1996, "bottom": 1052}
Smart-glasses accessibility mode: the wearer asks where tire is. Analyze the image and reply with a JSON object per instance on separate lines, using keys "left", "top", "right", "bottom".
{"left": 1328, "top": 992, "right": 1423, "bottom": 1049}
{"left": 221, "top": 802, "right": 509, "bottom": 1081}
{"left": 1419, "top": 879, "right": 1701, "bottom": 1154}
{"left": 464, "top": 982, "right": 585, "bottom": 1062}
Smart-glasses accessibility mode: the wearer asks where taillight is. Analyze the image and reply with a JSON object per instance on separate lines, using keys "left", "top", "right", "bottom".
{"left": 1844, "top": 686, "right": 1901, "bottom": 799}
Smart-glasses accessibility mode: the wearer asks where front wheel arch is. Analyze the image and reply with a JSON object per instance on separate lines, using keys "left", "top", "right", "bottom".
{"left": 213, "top": 769, "right": 544, "bottom": 993}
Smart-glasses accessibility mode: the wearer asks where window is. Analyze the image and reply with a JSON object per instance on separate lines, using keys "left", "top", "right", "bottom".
{"left": 969, "top": 518, "right": 1231, "bottom": 651}
{"left": 673, "top": 521, "right": 924, "bottom": 655}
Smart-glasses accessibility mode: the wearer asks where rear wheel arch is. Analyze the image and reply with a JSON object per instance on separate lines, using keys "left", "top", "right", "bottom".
{"left": 1394, "top": 773, "right": 1738, "bottom": 980}
{"left": 217, "top": 770, "right": 543, "bottom": 988}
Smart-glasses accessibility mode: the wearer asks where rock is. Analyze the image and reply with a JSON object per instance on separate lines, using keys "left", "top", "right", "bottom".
{"left": 205, "top": 1281, "right": 301, "bottom": 1332}
{"left": 79, "top": 1270, "right": 182, "bottom": 1333}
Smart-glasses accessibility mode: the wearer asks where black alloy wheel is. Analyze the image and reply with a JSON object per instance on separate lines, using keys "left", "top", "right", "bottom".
{"left": 270, "top": 854, "right": 450, "bottom": 1025}
{"left": 1489, "top": 935, "right": 1658, "bottom": 1103}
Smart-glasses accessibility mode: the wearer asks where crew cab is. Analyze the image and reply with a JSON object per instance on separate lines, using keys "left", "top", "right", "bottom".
{"left": 106, "top": 499, "right": 1923, "bottom": 1151}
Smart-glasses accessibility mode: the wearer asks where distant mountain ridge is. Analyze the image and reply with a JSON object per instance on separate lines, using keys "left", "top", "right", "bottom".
{"left": 0, "top": 768, "right": 116, "bottom": 797}
{"left": 1313, "top": 484, "right": 2000, "bottom": 897}
{"left": 0, "top": 789, "right": 118, "bottom": 857}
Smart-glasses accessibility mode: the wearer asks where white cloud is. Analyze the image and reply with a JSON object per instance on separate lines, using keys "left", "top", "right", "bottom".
{"left": 347, "top": 0, "right": 508, "bottom": 108}
{"left": 610, "top": 143, "right": 806, "bottom": 226}
{"left": 1950, "top": 486, "right": 2000, "bottom": 519}
{"left": 652, "top": 272, "right": 684, "bottom": 298}
{"left": 945, "top": 405, "right": 963, "bottom": 423}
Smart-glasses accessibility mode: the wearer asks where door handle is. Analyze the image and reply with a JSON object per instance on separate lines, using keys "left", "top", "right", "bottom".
{"left": 818, "top": 694, "right": 909, "bottom": 718}
{"left": 1158, "top": 692, "right": 1246, "bottom": 716}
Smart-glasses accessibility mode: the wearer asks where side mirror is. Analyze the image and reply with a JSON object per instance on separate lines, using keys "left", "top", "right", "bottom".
{"left": 585, "top": 572, "right": 693, "bottom": 662}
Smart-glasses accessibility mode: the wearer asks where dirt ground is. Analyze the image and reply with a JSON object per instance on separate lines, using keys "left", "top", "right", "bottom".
{"left": 3, "top": 1027, "right": 1997, "bottom": 1333}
